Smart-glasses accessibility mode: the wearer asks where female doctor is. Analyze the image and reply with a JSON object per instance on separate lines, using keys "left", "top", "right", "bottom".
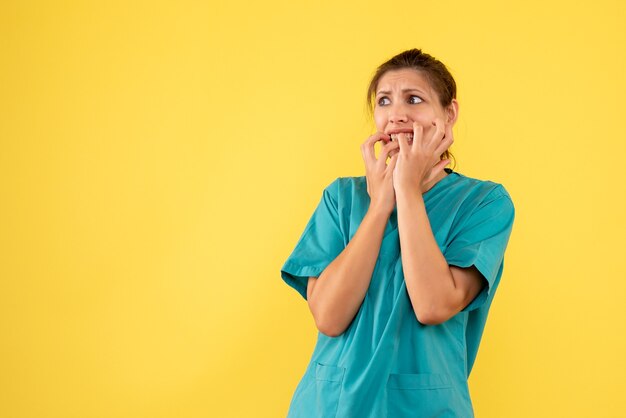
{"left": 281, "top": 48, "right": 515, "bottom": 417}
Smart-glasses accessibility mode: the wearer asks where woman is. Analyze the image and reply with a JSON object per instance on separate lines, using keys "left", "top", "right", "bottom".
{"left": 280, "top": 49, "right": 515, "bottom": 418}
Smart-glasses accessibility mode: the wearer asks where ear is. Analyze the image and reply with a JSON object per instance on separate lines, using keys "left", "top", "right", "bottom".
{"left": 446, "top": 99, "right": 459, "bottom": 125}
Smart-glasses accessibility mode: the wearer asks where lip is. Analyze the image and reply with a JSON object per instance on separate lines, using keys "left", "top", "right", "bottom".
{"left": 385, "top": 128, "right": 415, "bottom": 135}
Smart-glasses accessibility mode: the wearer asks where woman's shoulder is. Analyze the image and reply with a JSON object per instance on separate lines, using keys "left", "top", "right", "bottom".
{"left": 321, "top": 176, "right": 367, "bottom": 196}
{"left": 444, "top": 171, "right": 515, "bottom": 224}
{"left": 450, "top": 170, "right": 513, "bottom": 203}
{"left": 317, "top": 176, "right": 369, "bottom": 211}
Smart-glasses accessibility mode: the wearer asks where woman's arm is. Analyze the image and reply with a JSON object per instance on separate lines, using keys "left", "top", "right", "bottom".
{"left": 395, "top": 190, "right": 484, "bottom": 325}
{"left": 390, "top": 120, "right": 484, "bottom": 325}
{"left": 306, "top": 204, "right": 390, "bottom": 337}
{"left": 306, "top": 133, "right": 398, "bottom": 337}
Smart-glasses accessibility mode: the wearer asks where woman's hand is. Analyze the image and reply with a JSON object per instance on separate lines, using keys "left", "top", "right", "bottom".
{"left": 361, "top": 132, "right": 400, "bottom": 214}
{"left": 392, "top": 118, "right": 453, "bottom": 195}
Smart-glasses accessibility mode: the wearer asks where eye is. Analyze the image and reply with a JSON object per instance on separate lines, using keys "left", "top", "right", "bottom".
{"left": 377, "top": 96, "right": 390, "bottom": 106}
{"left": 408, "top": 95, "right": 423, "bottom": 104}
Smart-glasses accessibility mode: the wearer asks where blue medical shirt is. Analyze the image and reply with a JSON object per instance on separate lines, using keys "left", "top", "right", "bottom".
{"left": 281, "top": 168, "right": 515, "bottom": 418}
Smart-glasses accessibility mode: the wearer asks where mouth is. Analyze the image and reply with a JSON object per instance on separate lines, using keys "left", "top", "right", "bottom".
{"left": 389, "top": 132, "right": 414, "bottom": 142}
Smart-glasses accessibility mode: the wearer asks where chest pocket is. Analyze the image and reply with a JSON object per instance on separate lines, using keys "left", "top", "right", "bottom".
{"left": 386, "top": 373, "right": 458, "bottom": 417}
{"left": 314, "top": 362, "right": 346, "bottom": 418}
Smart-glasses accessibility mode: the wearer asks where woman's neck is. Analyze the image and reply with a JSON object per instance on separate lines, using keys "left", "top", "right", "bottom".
{"left": 422, "top": 169, "right": 449, "bottom": 194}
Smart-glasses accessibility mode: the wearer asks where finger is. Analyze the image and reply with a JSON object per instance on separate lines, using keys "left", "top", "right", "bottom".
{"left": 428, "top": 118, "right": 445, "bottom": 147}
{"left": 387, "top": 153, "right": 399, "bottom": 173}
{"left": 411, "top": 122, "right": 423, "bottom": 153}
{"left": 361, "top": 134, "right": 379, "bottom": 166}
{"left": 361, "top": 132, "right": 390, "bottom": 166}
{"left": 397, "top": 131, "right": 410, "bottom": 154}
{"left": 377, "top": 140, "right": 400, "bottom": 169}
{"left": 434, "top": 124, "right": 454, "bottom": 156}
{"left": 425, "top": 159, "right": 450, "bottom": 183}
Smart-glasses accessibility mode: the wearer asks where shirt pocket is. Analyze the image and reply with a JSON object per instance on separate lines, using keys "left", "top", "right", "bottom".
{"left": 314, "top": 362, "right": 346, "bottom": 418}
{"left": 386, "top": 372, "right": 457, "bottom": 417}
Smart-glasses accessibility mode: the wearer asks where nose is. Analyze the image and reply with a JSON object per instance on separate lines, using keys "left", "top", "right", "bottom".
{"left": 388, "top": 103, "right": 409, "bottom": 124}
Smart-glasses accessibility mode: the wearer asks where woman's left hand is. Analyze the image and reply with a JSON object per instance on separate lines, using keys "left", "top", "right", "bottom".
{"left": 392, "top": 118, "right": 454, "bottom": 195}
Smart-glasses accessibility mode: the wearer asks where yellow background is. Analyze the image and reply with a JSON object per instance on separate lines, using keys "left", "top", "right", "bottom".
{"left": 1, "top": 1, "right": 625, "bottom": 417}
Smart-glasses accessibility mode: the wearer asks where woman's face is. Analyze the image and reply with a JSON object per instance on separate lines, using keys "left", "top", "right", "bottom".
{"left": 373, "top": 68, "right": 458, "bottom": 144}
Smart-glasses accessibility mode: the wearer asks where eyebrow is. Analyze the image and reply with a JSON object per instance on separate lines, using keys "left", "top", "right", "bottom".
{"left": 376, "top": 88, "right": 427, "bottom": 96}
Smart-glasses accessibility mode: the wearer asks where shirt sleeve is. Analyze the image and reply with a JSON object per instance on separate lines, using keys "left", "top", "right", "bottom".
{"left": 444, "top": 186, "right": 515, "bottom": 312}
{"left": 280, "top": 178, "right": 346, "bottom": 300}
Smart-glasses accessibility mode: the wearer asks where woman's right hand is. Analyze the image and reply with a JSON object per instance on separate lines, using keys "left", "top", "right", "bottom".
{"left": 361, "top": 132, "right": 400, "bottom": 215}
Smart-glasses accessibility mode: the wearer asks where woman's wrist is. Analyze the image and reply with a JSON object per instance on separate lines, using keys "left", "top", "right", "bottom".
{"left": 367, "top": 201, "right": 394, "bottom": 218}
{"left": 395, "top": 188, "right": 424, "bottom": 207}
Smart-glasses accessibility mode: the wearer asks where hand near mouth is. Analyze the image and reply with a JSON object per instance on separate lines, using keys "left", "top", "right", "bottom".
{"left": 361, "top": 131, "right": 401, "bottom": 215}
{"left": 391, "top": 118, "right": 454, "bottom": 195}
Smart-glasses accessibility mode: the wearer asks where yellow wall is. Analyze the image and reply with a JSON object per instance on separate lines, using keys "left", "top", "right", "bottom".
{"left": 2, "top": 1, "right": 625, "bottom": 417}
